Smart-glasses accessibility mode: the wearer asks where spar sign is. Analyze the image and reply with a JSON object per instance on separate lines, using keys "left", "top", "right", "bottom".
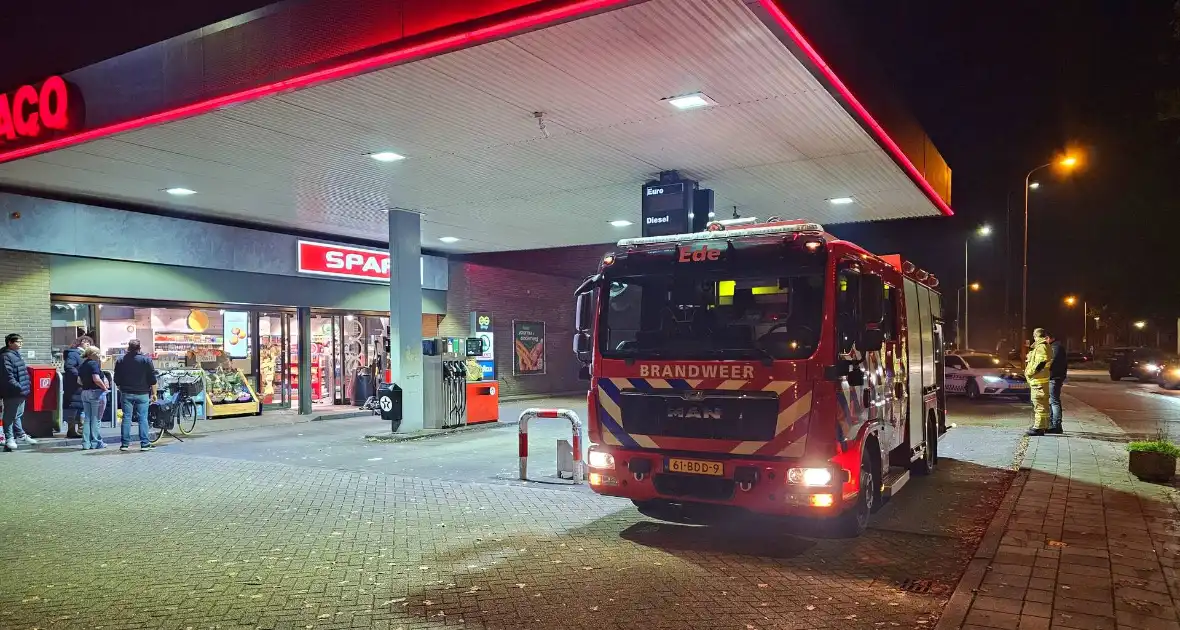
{"left": 298, "top": 241, "right": 390, "bottom": 281}
{"left": 298, "top": 238, "right": 439, "bottom": 283}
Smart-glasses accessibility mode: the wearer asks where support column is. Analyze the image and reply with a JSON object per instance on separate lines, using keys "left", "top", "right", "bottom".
{"left": 297, "top": 307, "right": 312, "bottom": 415}
{"left": 388, "top": 209, "right": 424, "bottom": 431}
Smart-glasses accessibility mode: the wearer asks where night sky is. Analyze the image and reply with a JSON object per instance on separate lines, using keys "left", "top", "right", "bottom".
{"left": 3, "top": 0, "right": 1176, "bottom": 350}
{"left": 832, "top": 0, "right": 1180, "bottom": 350}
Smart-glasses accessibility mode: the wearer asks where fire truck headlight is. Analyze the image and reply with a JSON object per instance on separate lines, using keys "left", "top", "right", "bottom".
{"left": 787, "top": 468, "right": 832, "bottom": 486}
{"left": 588, "top": 450, "right": 615, "bottom": 470}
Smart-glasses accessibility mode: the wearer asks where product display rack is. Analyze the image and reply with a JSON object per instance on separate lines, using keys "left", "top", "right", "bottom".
{"left": 203, "top": 368, "right": 261, "bottom": 417}
{"left": 155, "top": 332, "right": 223, "bottom": 354}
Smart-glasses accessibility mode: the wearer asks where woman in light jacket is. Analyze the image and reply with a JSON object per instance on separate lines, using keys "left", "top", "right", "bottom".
{"left": 78, "top": 346, "right": 110, "bottom": 449}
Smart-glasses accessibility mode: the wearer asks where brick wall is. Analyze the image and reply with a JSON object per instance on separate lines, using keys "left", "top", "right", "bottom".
{"left": 460, "top": 244, "right": 615, "bottom": 280}
{"left": 422, "top": 314, "right": 440, "bottom": 337}
{"left": 441, "top": 244, "right": 614, "bottom": 399}
{"left": 0, "top": 249, "right": 51, "bottom": 362}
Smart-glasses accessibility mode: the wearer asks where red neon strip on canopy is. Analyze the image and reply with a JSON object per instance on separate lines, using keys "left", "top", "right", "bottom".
{"left": 0, "top": 0, "right": 630, "bottom": 165}
{"left": 755, "top": 0, "right": 954, "bottom": 217}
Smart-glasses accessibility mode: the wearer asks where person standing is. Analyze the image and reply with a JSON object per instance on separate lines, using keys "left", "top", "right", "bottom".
{"left": 1025, "top": 328, "right": 1055, "bottom": 436}
{"left": 79, "top": 345, "right": 110, "bottom": 449}
{"left": 1047, "top": 332, "right": 1067, "bottom": 435}
{"left": 0, "top": 333, "right": 36, "bottom": 451}
{"left": 62, "top": 335, "right": 94, "bottom": 438}
{"left": 113, "top": 339, "right": 157, "bottom": 451}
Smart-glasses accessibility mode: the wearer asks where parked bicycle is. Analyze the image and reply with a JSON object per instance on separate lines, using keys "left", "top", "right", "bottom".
{"left": 148, "top": 375, "right": 202, "bottom": 442}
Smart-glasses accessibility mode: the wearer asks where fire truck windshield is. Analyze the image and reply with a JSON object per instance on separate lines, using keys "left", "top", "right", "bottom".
{"left": 598, "top": 271, "right": 824, "bottom": 361}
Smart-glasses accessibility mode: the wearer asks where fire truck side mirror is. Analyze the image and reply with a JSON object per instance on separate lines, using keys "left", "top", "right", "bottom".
{"left": 574, "top": 291, "right": 594, "bottom": 333}
{"left": 573, "top": 331, "right": 592, "bottom": 362}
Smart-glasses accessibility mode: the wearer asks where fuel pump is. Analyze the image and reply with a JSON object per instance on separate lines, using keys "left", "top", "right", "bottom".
{"left": 422, "top": 337, "right": 468, "bottom": 429}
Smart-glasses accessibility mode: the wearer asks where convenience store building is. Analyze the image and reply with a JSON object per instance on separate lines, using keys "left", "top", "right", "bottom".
{"left": 0, "top": 0, "right": 953, "bottom": 430}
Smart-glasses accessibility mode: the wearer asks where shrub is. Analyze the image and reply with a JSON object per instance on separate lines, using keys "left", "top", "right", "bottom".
{"left": 1127, "top": 440, "right": 1180, "bottom": 458}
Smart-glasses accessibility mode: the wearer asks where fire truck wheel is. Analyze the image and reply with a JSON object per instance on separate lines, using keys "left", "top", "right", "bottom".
{"left": 833, "top": 456, "right": 874, "bottom": 537}
{"left": 912, "top": 414, "right": 938, "bottom": 476}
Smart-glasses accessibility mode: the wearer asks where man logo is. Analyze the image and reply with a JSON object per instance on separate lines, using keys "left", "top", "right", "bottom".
{"left": 666, "top": 405, "right": 723, "bottom": 420}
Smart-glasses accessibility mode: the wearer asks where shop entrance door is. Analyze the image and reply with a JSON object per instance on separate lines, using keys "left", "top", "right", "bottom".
{"left": 307, "top": 313, "right": 382, "bottom": 407}
{"left": 309, "top": 314, "right": 340, "bottom": 406}
{"left": 256, "top": 312, "right": 293, "bottom": 409}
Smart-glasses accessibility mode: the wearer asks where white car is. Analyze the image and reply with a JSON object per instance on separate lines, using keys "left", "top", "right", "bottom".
{"left": 944, "top": 352, "right": 1029, "bottom": 400}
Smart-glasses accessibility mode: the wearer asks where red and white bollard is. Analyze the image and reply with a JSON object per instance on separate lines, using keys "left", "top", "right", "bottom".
{"left": 518, "top": 408, "right": 583, "bottom": 483}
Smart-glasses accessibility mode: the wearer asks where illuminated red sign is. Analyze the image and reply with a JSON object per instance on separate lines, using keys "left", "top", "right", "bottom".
{"left": 0, "top": 76, "right": 78, "bottom": 145}
{"left": 297, "top": 240, "right": 391, "bottom": 281}
{"left": 677, "top": 244, "right": 721, "bottom": 263}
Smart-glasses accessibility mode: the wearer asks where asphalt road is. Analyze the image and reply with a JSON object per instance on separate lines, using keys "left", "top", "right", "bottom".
{"left": 1060, "top": 369, "right": 1180, "bottom": 439}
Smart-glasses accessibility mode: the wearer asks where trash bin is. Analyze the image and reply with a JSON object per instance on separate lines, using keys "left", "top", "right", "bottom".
{"left": 377, "top": 383, "right": 402, "bottom": 432}
{"left": 352, "top": 371, "right": 376, "bottom": 407}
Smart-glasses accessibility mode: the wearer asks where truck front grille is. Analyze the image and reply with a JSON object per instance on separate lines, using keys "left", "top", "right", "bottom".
{"left": 619, "top": 391, "right": 778, "bottom": 441}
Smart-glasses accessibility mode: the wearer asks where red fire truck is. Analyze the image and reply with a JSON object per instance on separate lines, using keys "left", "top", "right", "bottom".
{"left": 572, "top": 219, "right": 946, "bottom": 536}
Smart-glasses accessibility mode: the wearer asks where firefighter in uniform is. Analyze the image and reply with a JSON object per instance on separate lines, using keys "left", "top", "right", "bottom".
{"left": 1025, "top": 328, "right": 1054, "bottom": 436}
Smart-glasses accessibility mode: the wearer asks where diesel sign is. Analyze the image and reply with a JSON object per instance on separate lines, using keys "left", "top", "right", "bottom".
{"left": 640, "top": 179, "right": 691, "bottom": 237}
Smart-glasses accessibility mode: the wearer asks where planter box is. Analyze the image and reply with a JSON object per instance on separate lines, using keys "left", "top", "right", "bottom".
{"left": 1129, "top": 450, "right": 1177, "bottom": 482}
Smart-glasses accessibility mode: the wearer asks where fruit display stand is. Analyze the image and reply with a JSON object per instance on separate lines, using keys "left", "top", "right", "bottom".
{"left": 203, "top": 368, "right": 261, "bottom": 417}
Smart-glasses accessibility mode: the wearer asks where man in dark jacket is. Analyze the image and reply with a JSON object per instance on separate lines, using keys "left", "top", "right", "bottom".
{"left": 62, "top": 335, "right": 94, "bottom": 438}
{"left": 114, "top": 339, "right": 157, "bottom": 451}
{"left": 1047, "top": 332, "right": 1067, "bottom": 434}
{"left": 1, "top": 333, "right": 36, "bottom": 451}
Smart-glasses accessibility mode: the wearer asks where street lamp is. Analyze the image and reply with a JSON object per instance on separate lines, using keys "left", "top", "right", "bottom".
{"left": 1028, "top": 182, "right": 1041, "bottom": 190}
{"left": 964, "top": 225, "right": 991, "bottom": 350}
{"left": 1132, "top": 320, "right": 1148, "bottom": 346}
{"left": 1063, "top": 295, "right": 1087, "bottom": 349}
{"left": 1021, "top": 154, "right": 1081, "bottom": 345}
{"left": 956, "top": 283, "right": 982, "bottom": 350}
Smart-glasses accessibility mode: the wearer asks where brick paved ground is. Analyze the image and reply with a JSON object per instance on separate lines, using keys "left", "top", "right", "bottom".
{"left": 938, "top": 392, "right": 1180, "bottom": 630}
{"left": 0, "top": 401, "right": 1021, "bottom": 630}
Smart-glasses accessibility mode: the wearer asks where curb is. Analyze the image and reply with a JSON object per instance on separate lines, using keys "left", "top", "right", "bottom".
{"left": 365, "top": 419, "right": 516, "bottom": 443}
{"left": 933, "top": 466, "right": 1029, "bottom": 630}
{"left": 38, "top": 408, "right": 378, "bottom": 447}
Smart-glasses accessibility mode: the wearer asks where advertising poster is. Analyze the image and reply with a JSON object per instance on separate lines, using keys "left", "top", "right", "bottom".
{"left": 223, "top": 311, "right": 249, "bottom": 358}
{"left": 475, "top": 331, "right": 495, "bottom": 380}
{"left": 512, "top": 321, "right": 546, "bottom": 375}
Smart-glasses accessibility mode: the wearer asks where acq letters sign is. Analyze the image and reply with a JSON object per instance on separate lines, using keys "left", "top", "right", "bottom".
{"left": 0, "top": 76, "right": 80, "bottom": 146}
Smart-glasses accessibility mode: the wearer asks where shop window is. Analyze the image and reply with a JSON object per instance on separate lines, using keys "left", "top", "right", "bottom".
{"left": 50, "top": 302, "right": 95, "bottom": 360}
{"left": 95, "top": 306, "right": 260, "bottom": 414}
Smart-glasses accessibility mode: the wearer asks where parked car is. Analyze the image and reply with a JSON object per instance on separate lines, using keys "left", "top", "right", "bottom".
{"left": 1066, "top": 351, "right": 1093, "bottom": 363}
{"left": 1109, "top": 347, "right": 1168, "bottom": 382}
{"left": 944, "top": 352, "right": 1029, "bottom": 400}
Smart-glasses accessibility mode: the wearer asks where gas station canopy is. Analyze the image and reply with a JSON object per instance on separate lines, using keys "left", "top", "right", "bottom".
{"left": 0, "top": 0, "right": 951, "bottom": 253}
